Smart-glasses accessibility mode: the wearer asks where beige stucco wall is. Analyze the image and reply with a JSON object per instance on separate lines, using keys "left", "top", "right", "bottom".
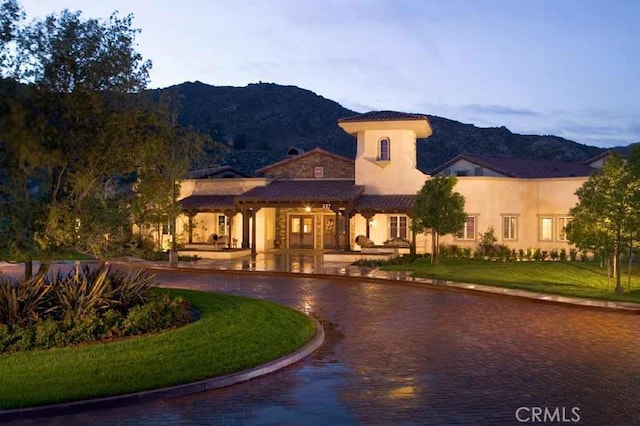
{"left": 436, "top": 176, "right": 585, "bottom": 251}
{"left": 355, "top": 129, "right": 429, "bottom": 194}
{"left": 348, "top": 176, "right": 584, "bottom": 254}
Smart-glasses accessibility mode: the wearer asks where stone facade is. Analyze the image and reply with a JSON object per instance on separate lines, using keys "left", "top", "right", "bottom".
{"left": 259, "top": 148, "right": 354, "bottom": 179}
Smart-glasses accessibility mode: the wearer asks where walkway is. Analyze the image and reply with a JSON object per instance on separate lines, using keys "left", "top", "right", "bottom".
{"left": 4, "top": 254, "right": 640, "bottom": 425}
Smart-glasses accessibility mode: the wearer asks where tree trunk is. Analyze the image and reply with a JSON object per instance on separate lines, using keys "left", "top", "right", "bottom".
{"left": 605, "top": 254, "right": 610, "bottom": 292}
{"left": 614, "top": 243, "right": 623, "bottom": 293}
{"left": 430, "top": 231, "right": 437, "bottom": 264}
{"left": 629, "top": 244, "right": 633, "bottom": 292}
{"left": 36, "top": 261, "right": 51, "bottom": 278}
{"left": 24, "top": 258, "right": 33, "bottom": 280}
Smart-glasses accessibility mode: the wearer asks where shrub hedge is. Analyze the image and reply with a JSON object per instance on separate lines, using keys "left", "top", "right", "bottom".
{"left": 0, "top": 266, "right": 192, "bottom": 353}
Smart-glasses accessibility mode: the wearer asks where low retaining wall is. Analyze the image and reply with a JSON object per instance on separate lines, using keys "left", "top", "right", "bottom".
{"left": 324, "top": 251, "right": 395, "bottom": 263}
{"left": 180, "top": 249, "right": 251, "bottom": 260}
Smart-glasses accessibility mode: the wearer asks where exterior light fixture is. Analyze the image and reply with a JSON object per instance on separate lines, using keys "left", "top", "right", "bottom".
{"left": 305, "top": 205, "right": 311, "bottom": 212}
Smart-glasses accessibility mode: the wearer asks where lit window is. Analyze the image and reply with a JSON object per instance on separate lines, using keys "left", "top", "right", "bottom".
{"left": 540, "top": 217, "right": 553, "bottom": 241}
{"left": 379, "top": 138, "right": 390, "bottom": 161}
{"left": 557, "top": 217, "right": 571, "bottom": 241}
{"left": 456, "top": 216, "right": 476, "bottom": 240}
{"left": 291, "top": 217, "right": 300, "bottom": 233}
{"left": 314, "top": 166, "right": 324, "bottom": 178}
{"left": 389, "top": 215, "right": 407, "bottom": 239}
{"left": 502, "top": 216, "right": 517, "bottom": 240}
{"left": 217, "top": 214, "right": 229, "bottom": 236}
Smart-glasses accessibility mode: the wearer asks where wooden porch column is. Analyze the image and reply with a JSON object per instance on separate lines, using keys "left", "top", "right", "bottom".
{"left": 341, "top": 209, "right": 354, "bottom": 251}
{"left": 223, "top": 208, "right": 238, "bottom": 249}
{"left": 334, "top": 210, "right": 340, "bottom": 249}
{"left": 187, "top": 212, "right": 195, "bottom": 244}
{"left": 251, "top": 207, "right": 261, "bottom": 256}
{"left": 408, "top": 213, "right": 416, "bottom": 255}
{"left": 361, "top": 211, "right": 376, "bottom": 239}
{"left": 241, "top": 206, "right": 251, "bottom": 249}
{"left": 330, "top": 205, "right": 342, "bottom": 250}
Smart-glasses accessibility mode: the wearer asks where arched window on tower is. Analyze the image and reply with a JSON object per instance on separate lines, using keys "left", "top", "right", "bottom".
{"left": 378, "top": 137, "right": 390, "bottom": 161}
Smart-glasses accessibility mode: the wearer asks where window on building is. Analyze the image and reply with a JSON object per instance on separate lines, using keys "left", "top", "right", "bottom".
{"left": 314, "top": 166, "right": 324, "bottom": 178}
{"left": 502, "top": 216, "right": 517, "bottom": 240}
{"left": 389, "top": 215, "right": 408, "bottom": 239}
{"left": 540, "top": 217, "right": 553, "bottom": 241}
{"left": 456, "top": 216, "right": 476, "bottom": 240}
{"left": 217, "top": 214, "right": 229, "bottom": 236}
{"left": 162, "top": 221, "right": 171, "bottom": 235}
{"left": 557, "top": 216, "right": 571, "bottom": 241}
{"left": 378, "top": 138, "right": 390, "bottom": 161}
{"left": 456, "top": 170, "right": 469, "bottom": 176}
{"left": 474, "top": 167, "right": 484, "bottom": 176}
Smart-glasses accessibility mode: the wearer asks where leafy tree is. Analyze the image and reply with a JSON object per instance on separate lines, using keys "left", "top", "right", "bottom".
{"left": 412, "top": 176, "right": 466, "bottom": 262}
{"left": 130, "top": 91, "right": 225, "bottom": 259}
{"left": 478, "top": 226, "right": 497, "bottom": 255}
{"left": 0, "top": 0, "right": 22, "bottom": 70}
{"left": 567, "top": 154, "right": 639, "bottom": 293}
{"left": 0, "top": 8, "right": 153, "bottom": 277}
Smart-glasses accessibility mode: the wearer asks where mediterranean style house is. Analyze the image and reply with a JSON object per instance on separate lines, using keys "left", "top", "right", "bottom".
{"left": 169, "top": 111, "right": 599, "bottom": 257}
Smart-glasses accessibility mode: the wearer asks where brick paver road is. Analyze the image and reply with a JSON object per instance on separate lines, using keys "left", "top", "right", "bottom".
{"left": 13, "top": 271, "right": 640, "bottom": 425}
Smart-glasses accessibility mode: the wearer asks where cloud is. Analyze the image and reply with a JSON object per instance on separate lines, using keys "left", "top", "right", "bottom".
{"left": 461, "top": 104, "right": 540, "bottom": 117}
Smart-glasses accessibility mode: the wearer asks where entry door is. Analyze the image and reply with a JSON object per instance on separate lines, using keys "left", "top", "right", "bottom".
{"left": 323, "top": 215, "right": 346, "bottom": 249}
{"left": 289, "top": 215, "right": 314, "bottom": 248}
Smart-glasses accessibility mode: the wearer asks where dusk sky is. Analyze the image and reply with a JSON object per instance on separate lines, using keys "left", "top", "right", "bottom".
{"left": 19, "top": 0, "right": 640, "bottom": 148}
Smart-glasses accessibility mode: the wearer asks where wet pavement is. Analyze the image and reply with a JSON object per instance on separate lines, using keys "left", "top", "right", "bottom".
{"left": 6, "top": 266, "right": 640, "bottom": 425}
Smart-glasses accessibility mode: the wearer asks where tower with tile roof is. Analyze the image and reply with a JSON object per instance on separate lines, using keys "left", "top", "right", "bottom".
{"left": 338, "top": 111, "right": 433, "bottom": 194}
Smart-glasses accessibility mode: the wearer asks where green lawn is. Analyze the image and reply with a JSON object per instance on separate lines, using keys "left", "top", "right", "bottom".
{"left": 382, "top": 258, "right": 640, "bottom": 303}
{"left": 0, "top": 289, "right": 316, "bottom": 410}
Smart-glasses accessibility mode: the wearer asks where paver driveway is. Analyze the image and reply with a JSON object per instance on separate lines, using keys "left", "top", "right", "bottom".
{"left": 12, "top": 271, "right": 640, "bottom": 425}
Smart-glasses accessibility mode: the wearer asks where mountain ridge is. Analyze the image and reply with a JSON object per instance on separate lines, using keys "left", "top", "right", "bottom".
{"left": 156, "top": 81, "right": 607, "bottom": 175}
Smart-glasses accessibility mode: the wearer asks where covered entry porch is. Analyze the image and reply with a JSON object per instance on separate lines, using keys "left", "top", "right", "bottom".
{"left": 236, "top": 179, "right": 364, "bottom": 254}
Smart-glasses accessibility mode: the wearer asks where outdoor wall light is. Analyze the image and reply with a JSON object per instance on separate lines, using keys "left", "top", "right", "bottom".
{"left": 304, "top": 206, "right": 311, "bottom": 212}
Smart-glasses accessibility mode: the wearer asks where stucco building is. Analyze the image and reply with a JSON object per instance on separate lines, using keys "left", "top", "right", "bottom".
{"left": 171, "top": 111, "right": 596, "bottom": 256}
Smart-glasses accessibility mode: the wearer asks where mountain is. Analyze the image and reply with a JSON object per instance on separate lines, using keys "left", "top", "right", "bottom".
{"left": 157, "top": 81, "right": 604, "bottom": 175}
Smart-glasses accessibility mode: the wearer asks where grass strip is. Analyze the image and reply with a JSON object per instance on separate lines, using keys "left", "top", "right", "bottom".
{"left": 0, "top": 289, "right": 315, "bottom": 409}
{"left": 382, "top": 258, "right": 640, "bottom": 303}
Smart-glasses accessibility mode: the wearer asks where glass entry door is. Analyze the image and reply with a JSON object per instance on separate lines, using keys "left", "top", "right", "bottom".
{"left": 289, "top": 215, "right": 314, "bottom": 248}
{"left": 323, "top": 215, "right": 346, "bottom": 249}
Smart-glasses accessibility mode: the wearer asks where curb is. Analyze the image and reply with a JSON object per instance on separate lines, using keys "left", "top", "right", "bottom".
{"left": 0, "top": 318, "right": 324, "bottom": 422}
{"left": 113, "top": 260, "right": 640, "bottom": 314}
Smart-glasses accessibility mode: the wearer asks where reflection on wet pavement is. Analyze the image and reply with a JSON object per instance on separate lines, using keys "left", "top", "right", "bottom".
{"left": 4, "top": 263, "right": 640, "bottom": 425}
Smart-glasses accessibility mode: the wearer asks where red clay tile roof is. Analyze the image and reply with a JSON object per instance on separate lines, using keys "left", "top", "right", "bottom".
{"left": 338, "top": 111, "right": 429, "bottom": 123}
{"left": 582, "top": 148, "right": 630, "bottom": 165}
{"left": 355, "top": 195, "right": 416, "bottom": 212}
{"left": 430, "top": 154, "right": 595, "bottom": 178}
{"left": 179, "top": 195, "right": 236, "bottom": 210}
{"left": 237, "top": 179, "right": 363, "bottom": 203}
{"left": 256, "top": 148, "right": 354, "bottom": 175}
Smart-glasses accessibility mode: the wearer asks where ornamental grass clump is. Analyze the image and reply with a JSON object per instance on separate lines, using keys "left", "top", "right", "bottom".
{"left": 0, "top": 266, "right": 192, "bottom": 353}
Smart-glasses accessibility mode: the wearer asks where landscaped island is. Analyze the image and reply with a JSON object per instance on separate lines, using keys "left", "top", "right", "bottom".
{"left": 0, "top": 282, "right": 316, "bottom": 410}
